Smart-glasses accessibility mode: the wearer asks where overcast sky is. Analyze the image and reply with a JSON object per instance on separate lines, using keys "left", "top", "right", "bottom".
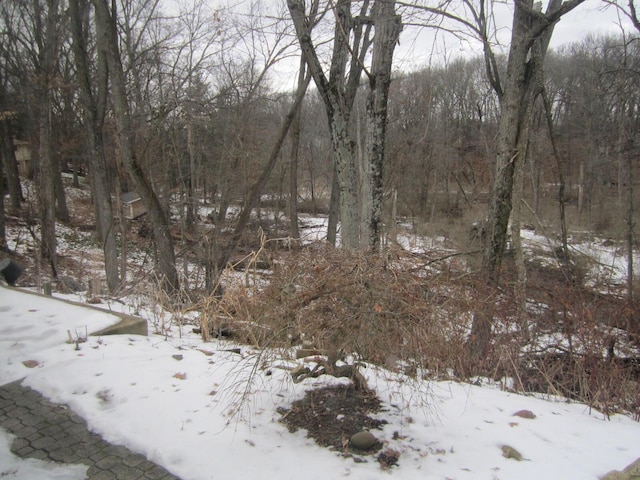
{"left": 165, "top": 0, "right": 636, "bottom": 90}
{"left": 393, "top": 0, "right": 632, "bottom": 71}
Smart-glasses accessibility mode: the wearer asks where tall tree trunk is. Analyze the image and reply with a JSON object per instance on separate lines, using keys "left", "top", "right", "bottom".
{"left": 626, "top": 142, "right": 633, "bottom": 304}
{"left": 38, "top": 0, "right": 60, "bottom": 278}
{"left": 93, "top": 0, "right": 179, "bottom": 295}
{"left": 289, "top": 56, "right": 306, "bottom": 240}
{"left": 0, "top": 66, "right": 23, "bottom": 213}
{"left": 53, "top": 151, "right": 69, "bottom": 222}
{"left": 481, "top": 0, "right": 581, "bottom": 279}
{"left": 511, "top": 131, "right": 529, "bottom": 333}
{"left": 0, "top": 135, "right": 6, "bottom": 250}
{"left": 482, "top": 3, "right": 533, "bottom": 279}
{"left": 469, "top": 0, "right": 583, "bottom": 363}
{"left": 329, "top": 111, "right": 360, "bottom": 248}
{"left": 38, "top": 91, "right": 57, "bottom": 276}
{"left": 621, "top": 115, "right": 634, "bottom": 303}
{"left": 327, "top": 167, "right": 339, "bottom": 246}
{"left": 361, "top": 1, "right": 401, "bottom": 249}
{"left": 186, "top": 121, "right": 197, "bottom": 227}
{"left": 288, "top": 0, "right": 372, "bottom": 249}
{"left": 0, "top": 118, "right": 23, "bottom": 213}
{"left": 70, "top": 0, "right": 121, "bottom": 293}
{"left": 542, "top": 89, "right": 569, "bottom": 264}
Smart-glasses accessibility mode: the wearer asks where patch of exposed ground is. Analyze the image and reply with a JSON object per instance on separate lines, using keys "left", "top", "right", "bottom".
{"left": 278, "top": 384, "right": 387, "bottom": 456}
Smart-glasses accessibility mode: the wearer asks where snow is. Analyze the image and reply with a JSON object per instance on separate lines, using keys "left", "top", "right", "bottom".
{"left": 1, "top": 285, "right": 639, "bottom": 480}
{"left": 520, "top": 228, "right": 639, "bottom": 288}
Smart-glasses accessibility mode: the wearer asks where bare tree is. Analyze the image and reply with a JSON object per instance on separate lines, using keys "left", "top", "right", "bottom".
{"left": 212, "top": 73, "right": 312, "bottom": 286}
{"left": 0, "top": 115, "right": 5, "bottom": 249}
{"left": 0, "top": 58, "right": 23, "bottom": 213}
{"left": 0, "top": 0, "right": 75, "bottom": 276}
{"left": 356, "top": 1, "right": 402, "bottom": 249}
{"left": 288, "top": 54, "right": 306, "bottom": 239}
{"left": 70, "top": 0, "right": 121, "bottom": 293}
{"left": 479, "top": 0, "right": 585, "bottom": 280}
{"left": 0, "top": 111, "right": 23, "bottom": 214}
{"left": 38, "top": 0, "right": 62, "bottom": 277}
{"left": 287, "top": 0, "right": 401, "bottom": 249}
{"left": 604, "top": 0, "right": 640, "bottom": 30}
{"left": 93, "top": 0, "right": 179, "bottom": 294}
{"left": 401, "top": 0, "right": 586, "bottom": 362}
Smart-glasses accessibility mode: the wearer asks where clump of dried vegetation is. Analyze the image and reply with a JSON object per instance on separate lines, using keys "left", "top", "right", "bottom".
{"left": 202, "top": 243, "right": 472, "bottom": 379}
{"left": 197, "top": 240, "right": 640, "bottom": 419}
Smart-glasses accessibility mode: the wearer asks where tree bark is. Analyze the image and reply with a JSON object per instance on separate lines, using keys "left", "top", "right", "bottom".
{"left": 327, "top": 166, "right": 340, "bottom": 246}
{"left": 186, "top": 115, "right": 198, "bottom": 227}
{"left": 470, "top": 0, "right": 585, "bottom": 362}
{"left": 70, "top": 0, "right": 121, "bottom": 293}
{"left": 362, "top": 1, "right": 401, "bottom": 249}
{"left": 93, "top": 0, "right": 179, "bottom": 295}
{"left": 287, "top": 0, "right": 370, "bottom": 249}
{"left": 53, "top": 150, "right": 69, "bottom": 222}
{"left": 482, "top": 0, "right": 579, "bottom": 279}
{"left": 0, "top": 133, "right": 5, "bottom": 250}
{"left": 0, "top": 42, "right": 24, "bottom": 213}
{"left": 288, "top": 55, "right": 306, "bottom": 240}
{"left": 483, "top": 0, "right": 584, "bottom": 281}
{"left": 0, "top": 118, "right": 23, "bottom": 213}
{"left": 37, "top": 0, "right": 60, "bottom": 277}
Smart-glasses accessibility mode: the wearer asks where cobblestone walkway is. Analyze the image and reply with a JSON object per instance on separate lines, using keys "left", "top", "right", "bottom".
{"left": 0, "top": 380, "right": 181, "bottom": 479}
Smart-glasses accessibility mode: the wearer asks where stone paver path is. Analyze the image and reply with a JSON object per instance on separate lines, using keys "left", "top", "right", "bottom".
{"left": 0, "top": 381, "right": 181, "bottom": 479}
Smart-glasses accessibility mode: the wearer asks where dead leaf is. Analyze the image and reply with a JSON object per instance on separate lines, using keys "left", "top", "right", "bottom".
{"left": 173, "top": 372, "right": 187, "bottom": 380}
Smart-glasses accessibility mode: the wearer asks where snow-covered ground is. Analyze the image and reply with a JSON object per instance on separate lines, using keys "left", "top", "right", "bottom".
{"left": 1, "top": 286, "right": 639, "bottom": 480}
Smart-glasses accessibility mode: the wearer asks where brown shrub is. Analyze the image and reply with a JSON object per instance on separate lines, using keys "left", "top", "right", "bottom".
{"left": 199, "top": 241, "right": 640, "bottom": 416}
{"left": 204, "top": 243, "right": 475, "bottom": 378}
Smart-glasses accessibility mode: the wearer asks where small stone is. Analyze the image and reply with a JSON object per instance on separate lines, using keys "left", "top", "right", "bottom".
{"left": 350, "top": 431, "right": 377, "bottom": 450}
{"left": 22, "top": 359, "right": 40, "bottom": 368}
{"left": 172, "top": 354, "right": 184, "bottom": 361}
{"left": 513, "top": 409, "right": 536, "bottom": 419}
{"left": 501, "top": 445, "right": 523, "bottom": 461}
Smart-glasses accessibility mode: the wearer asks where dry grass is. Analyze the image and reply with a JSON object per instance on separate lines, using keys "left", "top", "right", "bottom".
{"left": 193, "top": 238, "right": 640, "bottom": 417}
{"left": 202, "top": 243, "right": 480, "bottom": 378}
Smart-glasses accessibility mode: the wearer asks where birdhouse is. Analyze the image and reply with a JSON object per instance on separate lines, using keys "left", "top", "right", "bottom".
{"left": 121, "top": 192, "right": 146, "bottom": 219}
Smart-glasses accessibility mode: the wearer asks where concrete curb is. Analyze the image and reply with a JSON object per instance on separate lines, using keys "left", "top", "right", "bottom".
{"left": 0, "top": 285, "right": 148, "bottom": 336}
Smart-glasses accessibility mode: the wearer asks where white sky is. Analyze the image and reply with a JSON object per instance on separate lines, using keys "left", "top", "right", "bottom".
{"left": 397, "top": 0, "right": 632, "bottom": 69}
{"left": 161, "top": 0, "right": 635, "bottom": 90}
{"left": 305, "top": 0, "right": 633, "bottom": 89}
